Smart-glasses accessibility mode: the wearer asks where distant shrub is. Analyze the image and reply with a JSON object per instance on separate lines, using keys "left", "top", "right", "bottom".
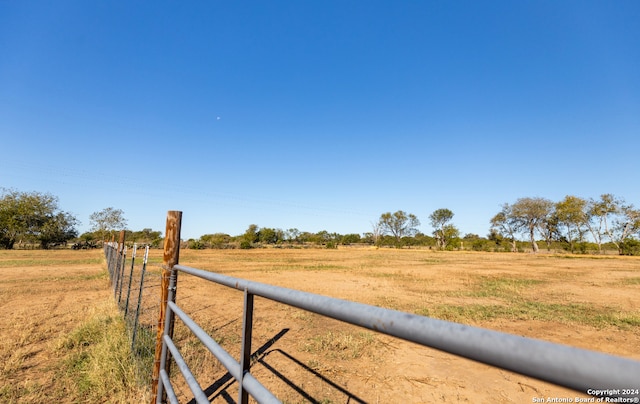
{"left": 620, "top": 239, "right": 640, "bottom": 256}
{"left": 341, "top": 234, "right": 361, "bottom": 245}
{"left": 471, "top": 239, "right": 492, "bottom": 252}
{"left": 187, "top": 239, "right": 205, "bottom": 249}
{"left": 575, "top": 242, "right": 589, "bottom": 254}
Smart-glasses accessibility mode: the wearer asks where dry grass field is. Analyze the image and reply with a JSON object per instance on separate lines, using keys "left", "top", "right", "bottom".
{"left": 0, "top": 249, "right": 149, "bottom": 404}
{"left": 1, "top": 247, "right": 639, "bottom": 403}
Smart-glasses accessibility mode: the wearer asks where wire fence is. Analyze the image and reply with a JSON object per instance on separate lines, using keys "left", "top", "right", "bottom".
{"left": 105, "top": 241, "right": 162, "bottom": 386}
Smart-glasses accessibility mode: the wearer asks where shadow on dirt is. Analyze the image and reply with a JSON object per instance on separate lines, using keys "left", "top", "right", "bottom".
{"left": 256, "top": 349, "right": 367, "bottom": 404}
{"left": 192, "top": 328, "right": 367, "bottom": 404}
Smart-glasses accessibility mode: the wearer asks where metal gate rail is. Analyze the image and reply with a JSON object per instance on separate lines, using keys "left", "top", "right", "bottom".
{"left": 156, "top": 263, "right": 640, "bottom": 403}
{"left": 152, "top": 211, "right": 640, "bottom": 403}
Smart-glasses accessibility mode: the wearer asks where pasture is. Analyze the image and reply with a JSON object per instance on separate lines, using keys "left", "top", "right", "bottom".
{"left": 1, "top": 248, "right": 639, "bottom": 403}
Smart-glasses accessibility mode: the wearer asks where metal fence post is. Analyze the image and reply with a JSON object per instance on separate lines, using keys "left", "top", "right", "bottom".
{"left": 107, "top": 243, "right": 116, "bottom": 287}
{"left": 151, "top": 211, "right": 182, "bottom": 404}
{"left": 117, "top": 246, "right": 128, "bottom": 305}
{"left": 124, "top": 243, "right": 137, "bottom": 317}
{"left": 114, "top": 231, "right": 126, "bottom": 298}
{"left": 105, "top": 243, "right": 111, "bottom": 281}
{"left": 239, "top": 288, "right": 254, "bottom": 404}
{"left": 113, "top": 243, "right": 121, "bottom": 297}
{"left": 110, "top": 243, "right": 117, "bottom": 284}
{"left": 132, "top": 245, "right": 149, "bottom": 352}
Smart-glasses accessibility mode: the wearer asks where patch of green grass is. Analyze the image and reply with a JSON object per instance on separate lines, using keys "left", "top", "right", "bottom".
{"left": 128, "top": 325, "right": 156, "bottom": 385}
{"left": 469, "top": 277, "right": 546, "bottom": 300}
{"left": 289, "top": 307, "right": 316, "bottom": 322}
{"left": 145, "top": 256, "right": 164, "bottom": 265}
{"left": 0, "top": 380, "right": 46, "bottom": 403}
{"left": 56, "top": 302, "right": 150, "bottom": 403}
{"left": 554, "top": 254, "right": 617, "bottom": 260}
{"left": 375, "top": 295, "right": 402, "bottom": 310}
{"left": 622, "top": 277, "right": 640, "bottom": 286}
{"left": 301, "top": 331, "right": 377, "bottom": 360}
{"left": 303, "top": 264, "right": 346, "bottom": 271}
{"left": 421, "top": 258, "right": 443, "bottom": 264}
{"left": 0, "top": 258, "right": 104, "bottom": 268}
{"left": 416, "top": 301, "right": 640, "bottom": 329}
{"left": 46, "top": 272, "right": 108, "bottom": 282}
{"left": 416, "top": 304, "right": 503, "bottom": 322}
{"left": 369, "top": 271, "right": 401, "bottom": 279}
{"left": 417, "top": 274, "right": 640, "bottom": 329}
{"left": 2, "top": 271, "right": 107, "bottom": 286}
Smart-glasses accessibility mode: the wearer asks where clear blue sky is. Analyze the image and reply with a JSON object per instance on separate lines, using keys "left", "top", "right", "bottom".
{"left": 1, "top": 1, "right": 639, "bottom": 240}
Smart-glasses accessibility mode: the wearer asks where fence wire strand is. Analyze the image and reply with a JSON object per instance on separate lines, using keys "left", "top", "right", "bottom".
{"left": 105, "top": 242, "right": 161, "bottom": 386}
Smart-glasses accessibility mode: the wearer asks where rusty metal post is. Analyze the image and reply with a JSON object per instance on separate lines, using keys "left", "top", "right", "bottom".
{"left": 151, "top": 211, "right": 182, "bottom": 404}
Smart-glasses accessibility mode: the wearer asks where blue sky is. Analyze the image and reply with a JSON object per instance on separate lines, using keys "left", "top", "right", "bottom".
{"left": 1, "top": 1, "right": 639, "bottom": 240}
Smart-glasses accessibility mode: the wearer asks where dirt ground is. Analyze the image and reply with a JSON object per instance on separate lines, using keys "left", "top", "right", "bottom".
{"left": 168, "top": 248, "right": 640, "bottom": 403}
{"left": 0, "top": 249, "right": 110, "bottom": 403}
{"left": 1, "top": 248, "right": 639, "bottom": 403}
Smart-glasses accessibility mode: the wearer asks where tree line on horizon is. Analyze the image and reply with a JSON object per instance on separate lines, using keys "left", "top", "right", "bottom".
{"left": 186, "top": 194, "right": 640, "bottom": 255}
{"left": 1, "top": 188, "right": 639, "bottom": 255}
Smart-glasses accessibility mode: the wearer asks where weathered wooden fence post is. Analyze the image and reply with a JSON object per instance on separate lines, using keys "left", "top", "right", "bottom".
{"left": 118, "top": 230, "right": 125, "bottom": 252}
{"left": 151, "top": 211, "right": 182, "bottom": 404}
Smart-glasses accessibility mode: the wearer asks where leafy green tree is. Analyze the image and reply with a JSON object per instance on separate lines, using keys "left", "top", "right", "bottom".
{"left": 583, "top": 194, "right": 640, "bottom": 254}
{"left": 286, "top": 228, "right": 301, "bottom": 243}
{"left": 89, "top": 207, "right": 127, "bottom": 241}
{"left": 443, "top": 227, "right": 462, "bottom": 250}
{"left": 137, "top": 228, "right": 162, "bottom": 242}
{"left": 38, "top": 211, "right": 79, "bottom": 249}
{"left": 414, "top": 232, "right": 436, "bottom": 247}
{"left": 243, "top": 224, "right": 260, "bottom": 245}
{"left": 298, "top": 231, "right": 313, "bottom": 244}
{"left": 200, "top": 233, "right": 231, "bottom": 249}
{"left": 465, "top": 234, "right": 493, "bottom": 252}
{"left": 537, "top": 211, "right": 560, "bottom": 251}
{"left": 620, "top": 239, "right": 640, "bottom": 256}
{"left": 186, "top": 238, "right": 205, "bottom": 249}
{"left": 125, "top": 228, "right": 163, "bottom": 247}
{"left": 555, "top": 195, "right": 588, "bottom": 253}
{"left": 510, "top": 197, "right": 553, "bottom": 253}
{"left": 429, "top": 208, "right": 457, "bottom": 249}
{"left": 78, "top": 231, "right": 98, "bottom": 243}
{"left": 370, "top": 221, "right": 384, "bottom": 246}
{"left": 341, "top": 233, "right": 361, "bottom": 245}
{"left": 0, "top": 189, "right": 78, "bottom": 249}
{"left": 584, "top": 194, "right": 618, "bottom": 253}
{"left": 311, "top": 230, "right": 331, "bottom": 245}
{"left": 259, "top": 227, "right": 284, "bottom": 244}
{"left": 377, "top": 210, "right": 420, "bottom": 247}
{"left": 489, "top": 204, "right": 519, "bottom": 252}
{"left": 604, "top": 200, "right": 640, "bottom": 254}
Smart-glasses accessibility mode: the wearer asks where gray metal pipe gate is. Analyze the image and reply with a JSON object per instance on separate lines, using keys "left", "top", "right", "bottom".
{"left": 153, "top": 212, "right": 640, "bottom": 403}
